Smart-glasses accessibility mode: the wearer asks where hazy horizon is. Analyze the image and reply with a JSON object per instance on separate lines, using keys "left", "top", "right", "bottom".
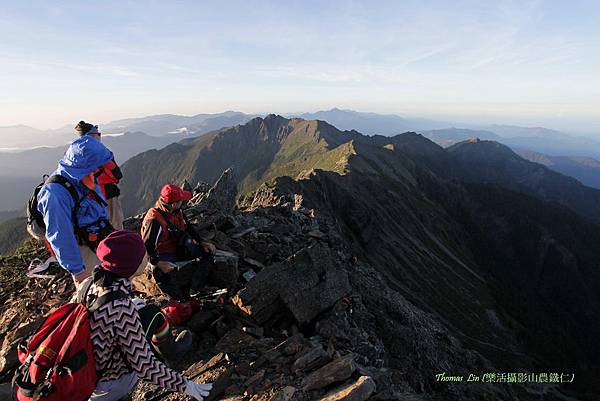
{"left": 2, "top": 107, "right": 599, "bottom": 139}
{"left": 2, "top": 1, "right": 600, "bottom": 134}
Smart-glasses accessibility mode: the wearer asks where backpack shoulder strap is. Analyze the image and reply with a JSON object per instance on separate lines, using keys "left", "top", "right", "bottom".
{"left": 88, "top": 290, "right": 130, "bottom": 313}
{"left": 154, "top": 207, "right": 181, "bottom": 232}
{"left": 75, "top": 277, "right": 95, "bottom": 304}
{"left": 46, "top": 175, "right": 80, "bottom": 206}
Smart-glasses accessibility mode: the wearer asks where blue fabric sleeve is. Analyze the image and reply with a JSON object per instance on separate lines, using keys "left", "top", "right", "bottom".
{"left": 37, "top": 183, "right": 84, "bottom": 275}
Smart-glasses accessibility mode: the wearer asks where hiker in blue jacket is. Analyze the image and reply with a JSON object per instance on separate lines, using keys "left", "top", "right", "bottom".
{"left": 37, "top": 134, "right": 115, "bottom": 283}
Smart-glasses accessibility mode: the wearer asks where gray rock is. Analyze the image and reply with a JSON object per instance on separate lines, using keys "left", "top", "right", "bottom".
{"left": 270, "top": 386, "right": 296, "bottom": 401}
{"left": 231, "top": 227, "right": 257, "bottom": 239}
{"left": 0, "top": 337, "right": 21, "bottom": 374}
{"left": 188, "top": 309, "right": 219, "bottom": 334}
{"left": 209, "top": 250, "right": 239, "bottom": 288}
{"left": 232, "top": 244, "right": 351, "bottom": 325}
{"left": 302, "top": 353, "right": 356, "bottom": 391}
{"left": 319, "top": 376, "right": 376, "bottom": 401}
{"left": 292, "top": 345, "right": 331, "bottom": 372}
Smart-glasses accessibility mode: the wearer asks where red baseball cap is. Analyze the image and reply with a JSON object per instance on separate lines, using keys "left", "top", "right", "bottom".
{"left": 160, "top": 184, "right": 192, "bottom": 203}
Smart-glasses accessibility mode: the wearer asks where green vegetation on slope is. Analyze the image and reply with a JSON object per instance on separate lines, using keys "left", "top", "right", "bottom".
{"left": 0, "top": 217, "right": 28, "bottom": 256}
{"left": 121, "top": 116, "right": 359, "bottom": 215}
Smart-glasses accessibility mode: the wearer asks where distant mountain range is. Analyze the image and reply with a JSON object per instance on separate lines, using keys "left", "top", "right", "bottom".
{"left": 515, "top": 149, "right": 600, "bottom": 190}
{"left": 0, "top": 111, "right": 253, "bottom": 149}
{"left": 421, "top": 127, "right": 600, "bottom": 189}
{"left": 0, "top": 132, "right": 187, "bottom": 211}
{"left": 0, "top": 112, "right": 254, "bottom": 211}
{"left": 120, "top": 114, "right": 600, "bottom": 225}
{"left": 100, "top": 111, "right": 254, "bottom": 137}
{"left": 0, "top": 124, "right": 74, "bottom": 150}
{"left": 0, "top": 216, "right": 25, "bottom": 255}
{"left": 421, "top": 126, "right": 600, "bottom": 159}
{"left": 420, "top": 127, "right": 502, "bottom": 147}
{"left": 294, "top": 108, "right": 451, "bottom": 135}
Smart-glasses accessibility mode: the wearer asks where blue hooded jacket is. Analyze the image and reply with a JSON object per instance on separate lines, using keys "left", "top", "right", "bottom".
{"left": 37, "top": 136, "right": 114, "bottom": 275}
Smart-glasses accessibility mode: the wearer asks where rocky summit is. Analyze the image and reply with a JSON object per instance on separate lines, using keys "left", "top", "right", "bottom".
{"left": 1, "top": 115, "right": 600, "bottom": 400}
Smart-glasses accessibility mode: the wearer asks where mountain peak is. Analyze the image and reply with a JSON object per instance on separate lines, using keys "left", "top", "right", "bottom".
{"left": 448, "top": 138, "right": 512, "bottom": 153}
{"left": 263, "top": 113, "right": 288, "bottom": 123}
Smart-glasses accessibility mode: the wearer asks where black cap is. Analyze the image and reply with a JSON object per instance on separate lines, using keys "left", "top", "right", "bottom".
{"left": 75, "top": 120, "right": 96, "bottom": 136}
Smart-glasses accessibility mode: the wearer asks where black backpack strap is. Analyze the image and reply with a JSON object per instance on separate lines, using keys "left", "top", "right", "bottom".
{"left": 75, "top": 277, "right": 95, "bottom": 304}
{"left": 46, "top": 175, "right": 80, "bottom": 207}
{"left": 154, "top": 208, "right": 180, "bottom": 232}
{"left": 156, "top": 208, "right": 197, "bottom": 239}
{"left": 47, "top": 174, "right": 108, "bottom": 214}
{"left": 45, "top": 175, "right": 109, "bottom": 245}
{"left": 46, "top": 175, "right": 83, "bottom": 234}
{"left": 88, "top": 290, "right": 130, "bottom": 313}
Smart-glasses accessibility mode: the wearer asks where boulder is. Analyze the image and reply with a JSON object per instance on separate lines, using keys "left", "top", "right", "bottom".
{"left": 243, "top": 257, "right": 265, "bottom": 270}
{"left": 302, "top": 354, "right": 356, "bottom": 391}
{"left": 188, "top": 309, "right": 220, "bottom": 334}
{"left": 318, "top": 376, "right": 376, "bottom": 401}
{"left": 292, "top": 345, "right": 331, "bottom": 372}
{"left": 232, "top": 245, "right": 351, "bottom": 325}
{"left": 244, "top": 369, "right": 265, "bottom": 387}
{"left": 210, "top": 250, "right": 239, "bottom": 288}
{"left": 204, "top": 367, "right": 234, "bottom": 401}
{"left": 215, "top": 329, "right": 256, "bottom": 353}
{"left": 0, "top": 337, "right": 21, "bottom": 374}
{"left": 270, "top": 386, "right": 296, "bottom": 401}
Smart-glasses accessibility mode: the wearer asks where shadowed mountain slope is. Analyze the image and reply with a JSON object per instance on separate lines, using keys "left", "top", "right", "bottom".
{"left": 447, "top": 139, "right": 600, "bottom": 223}
{"left": 516, "top": 149, "right": 600, "bottom": 190}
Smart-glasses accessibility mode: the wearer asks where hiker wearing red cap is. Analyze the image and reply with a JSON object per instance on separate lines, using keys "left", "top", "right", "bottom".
{"left": 77, "top": 230, "right": 212, "bottom": 401}
{"left": 141, "top": 184, "right": 216, "bottom": 300}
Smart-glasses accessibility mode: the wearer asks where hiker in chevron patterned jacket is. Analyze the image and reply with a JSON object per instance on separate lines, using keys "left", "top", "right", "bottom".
{"left": 79, "top": 230, "right": 212, "bottom": 401}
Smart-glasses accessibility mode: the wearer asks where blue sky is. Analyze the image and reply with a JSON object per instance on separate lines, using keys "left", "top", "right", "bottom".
{"left": 1, "top": 0, "right": 599, "bottom": 133}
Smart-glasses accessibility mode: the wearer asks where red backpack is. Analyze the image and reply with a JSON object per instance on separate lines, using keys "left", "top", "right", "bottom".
{"left": 12, "top": 281, "right": 128, "bottom": 401}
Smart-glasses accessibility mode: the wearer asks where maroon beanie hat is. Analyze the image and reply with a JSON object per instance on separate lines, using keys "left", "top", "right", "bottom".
{"left": 96, "top": 230, "right": 146, "bottom": 278}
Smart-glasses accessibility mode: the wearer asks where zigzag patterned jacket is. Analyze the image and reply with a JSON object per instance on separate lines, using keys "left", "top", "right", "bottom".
{"left": 85, "top": 277, "right": 187, "bottom": 392}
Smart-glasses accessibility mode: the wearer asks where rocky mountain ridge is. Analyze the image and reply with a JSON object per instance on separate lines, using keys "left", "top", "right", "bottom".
{"left": 0, "top": 174, "right": 514, "bottom": 401}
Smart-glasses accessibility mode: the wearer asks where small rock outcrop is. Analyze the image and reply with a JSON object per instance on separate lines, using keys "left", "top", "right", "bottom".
{"left": 232, "top": 245, "right": 351, "bottom": 325}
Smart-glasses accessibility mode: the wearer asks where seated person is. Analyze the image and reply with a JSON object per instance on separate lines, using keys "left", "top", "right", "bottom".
{"left": 78, "top": 230, "right": 212, "bottom": 401}
{"left": 141, "top": 184, "right": 216, "bottom": 301}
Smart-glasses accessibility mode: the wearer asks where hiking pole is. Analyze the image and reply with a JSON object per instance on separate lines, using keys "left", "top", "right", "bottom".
{"left": 190, "top": 288, "right": 228, "bottom": 300}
